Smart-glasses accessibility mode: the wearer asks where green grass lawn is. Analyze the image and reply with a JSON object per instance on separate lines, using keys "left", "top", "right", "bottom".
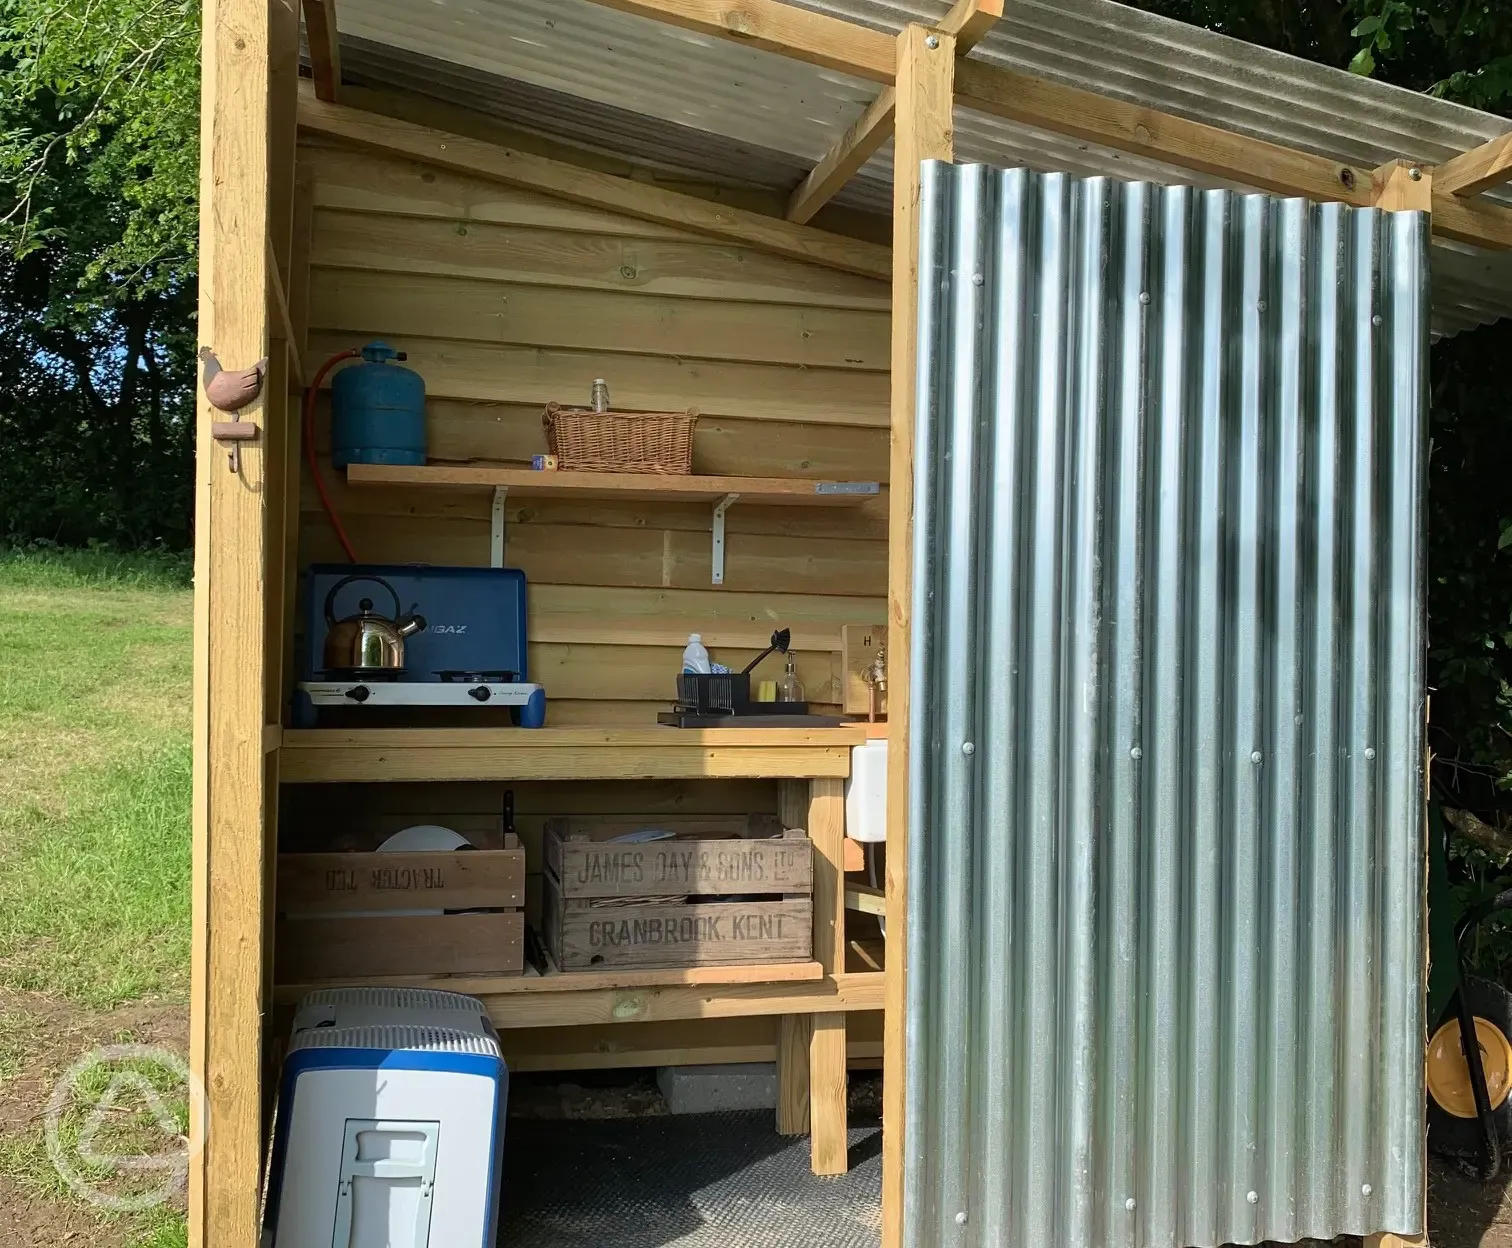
{"left": 0, "top": 547, "right": 193, "bottom": 1247}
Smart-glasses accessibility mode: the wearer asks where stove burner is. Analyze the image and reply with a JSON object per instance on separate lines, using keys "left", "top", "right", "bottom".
{"left": 434, "top": 669, "right": 519, "bottom": 684}
{"left": 320, "top": 667, "right": 403, "bottom": 682}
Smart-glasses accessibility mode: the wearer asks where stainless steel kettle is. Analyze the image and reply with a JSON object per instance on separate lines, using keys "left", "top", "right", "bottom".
{"left": 322, "top": 574, "right": 426, "bottom": 672}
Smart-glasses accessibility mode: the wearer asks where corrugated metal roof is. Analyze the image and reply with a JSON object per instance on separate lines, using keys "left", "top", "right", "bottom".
{"left": 903, "top": 161, "right": 1428, "bottom": 1247}
{"left": 330, "top": 0, "right": 1512, "bottom": 334}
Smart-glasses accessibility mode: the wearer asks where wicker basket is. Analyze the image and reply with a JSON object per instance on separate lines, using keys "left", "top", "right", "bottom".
{"left": 542, "top": 403, "right": 698, "bottom": 474}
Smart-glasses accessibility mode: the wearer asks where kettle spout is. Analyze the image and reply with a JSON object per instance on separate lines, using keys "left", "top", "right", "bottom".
{"left": 399, "top": 613, "right": 427, "bottom": 638}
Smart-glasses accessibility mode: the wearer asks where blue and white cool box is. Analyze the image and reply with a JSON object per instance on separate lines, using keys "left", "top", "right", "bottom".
{"left": 265, "top": 988, "right": 507, "bottom": 1248}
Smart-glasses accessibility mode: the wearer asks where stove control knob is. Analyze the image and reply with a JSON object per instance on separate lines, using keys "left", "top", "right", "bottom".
{"left": 468, "top": 685, "right": 492, "bottom": 702}
{"left": 345, "top": 685, "right": 370, "bottom": 703}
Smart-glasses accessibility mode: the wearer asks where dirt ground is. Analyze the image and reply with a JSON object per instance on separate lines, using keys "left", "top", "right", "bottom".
{"left": 1427, "top": 1157, "right": 1512, "bottom": 1247}
{"left": 0, "top": 988, "right": 187, "bottom": 1247}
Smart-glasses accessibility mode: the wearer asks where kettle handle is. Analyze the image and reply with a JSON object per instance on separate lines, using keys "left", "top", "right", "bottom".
{"left": 324, "top": 574, "right": 402, "bottom": 627}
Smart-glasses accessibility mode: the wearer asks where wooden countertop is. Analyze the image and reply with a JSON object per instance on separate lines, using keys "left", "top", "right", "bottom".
{"left": 277, "top": 725, "right": 868, "bottom": 783}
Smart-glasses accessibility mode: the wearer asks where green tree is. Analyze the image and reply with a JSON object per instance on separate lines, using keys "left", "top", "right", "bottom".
{"left": 1, "top": 0, "right": 200, "bottom": 288}
{"left": 1136, "top": 0, "right": 1512, "bottom": 113}
{"left": 0, "top": 0, "right": 201, "bottom": 548}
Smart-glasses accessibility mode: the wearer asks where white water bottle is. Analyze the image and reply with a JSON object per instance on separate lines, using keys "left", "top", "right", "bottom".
{"left": 682, "top": 633, "right": 712, "bottom": 675}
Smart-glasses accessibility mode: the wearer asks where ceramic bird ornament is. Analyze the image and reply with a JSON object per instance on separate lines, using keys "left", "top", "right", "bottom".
{"left": 200, "top": 347, "right": 268, "bottom": 413}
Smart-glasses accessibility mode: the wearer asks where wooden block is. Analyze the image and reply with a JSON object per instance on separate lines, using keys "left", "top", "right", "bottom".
{"left": 844, "top": 883, "right": 885, "bottom": 916}
{"left": 277, "top": 849, "right": 525, "bottom": 912}
{"left": 842, "top": 837, "right": 865, "bottom": 873}
{"left": 543, "top": 878, "right": 812, "bottom": 971}
{"left": 275, "top": 911, "right": 524, "bottom": 979}
{"left": 545, "top": 824, "right": 812, "bottom": 899}
{"left": 776, "top": 1014, "right": 812, "bottom": 1135}
{"left": 810, "top": 1011, "right": 849, "bottom": 1174}
{"left": 841, "top": 622, "right": 887, "bottom": 717}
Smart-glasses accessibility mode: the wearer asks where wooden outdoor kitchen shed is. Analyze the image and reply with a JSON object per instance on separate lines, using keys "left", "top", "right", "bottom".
{"left": 192, "top": 0, "right": 1512, "bottom": 1244}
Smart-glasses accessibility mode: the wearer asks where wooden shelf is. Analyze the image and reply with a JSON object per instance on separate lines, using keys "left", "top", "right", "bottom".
{"left": 274, "top": 959, "right": 825, "bottom": 1003}
{"left": 277, "top": 726, "right": 866, "bottom": 782}
{"left": 275, "top": 970, "right": 885, "bottom": 1029}
{"left": 346, "top": 463, "right": 881, "bottom": 507}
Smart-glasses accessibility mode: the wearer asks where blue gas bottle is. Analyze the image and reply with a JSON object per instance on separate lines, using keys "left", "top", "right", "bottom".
{"left": 330, "top": 341, "right": 427, "bottom": 468}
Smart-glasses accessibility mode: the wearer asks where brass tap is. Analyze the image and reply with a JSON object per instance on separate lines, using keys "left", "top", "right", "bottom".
{"left": 863, "top": 644, "right": 887, "bottom": 722}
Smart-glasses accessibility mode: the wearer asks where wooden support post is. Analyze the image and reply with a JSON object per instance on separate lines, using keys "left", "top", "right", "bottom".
{"left": 786, "top": 0, "right": 1000, "bottom": 224}
{"left": 265, "top": 0, "right": 301, "bottom": 732}
{"left": 776, "top": 780, "right": 811, "bottom": 1135}
{"left": 883, "top": 22, "right": 955, "bottom": 1248}
{"left": 1366, "top": 157, "right": 1433, "bottom": 1248}
{"left": 300, "top": 0, "right": 341, "bottom": 102}
{"left": 191, "top": 0, "right": 275, "bottom": 1242}
{"left": 776, "top": 1014, "right": 812, "bottom": 1134}
{"left": 807, "top": 777, "right": 848, "bottom": 1174}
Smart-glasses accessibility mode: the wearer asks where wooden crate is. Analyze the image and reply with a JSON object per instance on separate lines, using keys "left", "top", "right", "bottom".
{"left": 542, "top": 821, "right": 813, "bottom": 971}
{"left": 276, "top": 911, "right": 525, "bottom": 980}
{"left": 544, "top": 820, "right": 809, "bottom": 899}
{"left": 278, "top": 849, "right": 525, "bottom": 912}
{"left": 275, "top": 846, "right": 526, "bottom": 980}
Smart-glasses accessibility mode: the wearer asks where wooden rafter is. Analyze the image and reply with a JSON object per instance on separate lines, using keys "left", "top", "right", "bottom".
{"left": 786, "top": 0, "right": 1002, "bottom": 225}
{"left": 296, "top": 88, "right": 891, "bottom": 279}
{"left": 300, "top": 0, "right": 340, "bottom": 102}
{"left": 584, "top": 0, "right": 1512, "bottom": 252}
{"left": 586, "top": 0, "right": 893, "bottom": 82}
{"left": 1435, "top": 131, "right": 1512, "bottom": 198}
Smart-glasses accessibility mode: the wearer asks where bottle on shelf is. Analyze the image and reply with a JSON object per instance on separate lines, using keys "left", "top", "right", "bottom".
{"left": 780, "top": 652, "right": 805, "bottom": 703}
{"left": 681, "top": 633, "right": 712, "bottom": 675}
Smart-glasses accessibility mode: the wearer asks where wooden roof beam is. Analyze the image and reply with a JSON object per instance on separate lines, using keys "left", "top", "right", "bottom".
{"left": 295, "top": 87, "right": 892, "bottom": 279}
{"left": 1435, "top": 131, "right": 1512, "bottom": 198}
{"left": 301, "top": 0, "right": 341, "bottom": 102}
{"left": 588, "top": 0, "right": 1512, "bottom": 251}
{"left": 786, "top": 0, "right": 1002, "bottom": 225}
{"left": 583, "top": 0, "right": 894, "bottom": 82}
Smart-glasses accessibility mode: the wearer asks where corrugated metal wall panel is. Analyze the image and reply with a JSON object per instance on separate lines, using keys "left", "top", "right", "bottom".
{"left": 903, "top": 162, "right": 1429, "bottom": 1248}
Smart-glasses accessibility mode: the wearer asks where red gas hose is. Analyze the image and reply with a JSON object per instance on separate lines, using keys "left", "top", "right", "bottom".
{"left": 303, "top": 348, "right": 362, "bottom": 563}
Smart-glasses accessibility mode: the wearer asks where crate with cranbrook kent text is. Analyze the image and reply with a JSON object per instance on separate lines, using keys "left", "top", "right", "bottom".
{"left": 542, "top": 818, "right": 814, "bottom": 971}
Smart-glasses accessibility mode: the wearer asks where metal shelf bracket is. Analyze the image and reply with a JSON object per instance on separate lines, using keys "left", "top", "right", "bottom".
{"left": 491, "top": 485, "right": 509, "bottom": 568}
{"left": 712, "top": 492, "right": 740, "bottom": 585}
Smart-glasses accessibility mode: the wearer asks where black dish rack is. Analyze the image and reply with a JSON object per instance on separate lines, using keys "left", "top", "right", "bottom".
{"left": 674, "top": 629, "right": 807, "bottom": 716}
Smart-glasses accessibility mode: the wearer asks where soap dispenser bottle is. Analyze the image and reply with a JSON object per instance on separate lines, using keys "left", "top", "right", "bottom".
{"left": 780, "top": 652, "right": 804, "bottom": 703}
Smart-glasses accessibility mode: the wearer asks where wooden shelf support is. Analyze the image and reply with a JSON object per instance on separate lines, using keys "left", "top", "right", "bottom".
{"left": 807, "top": 776, "right": 849, "bottom": 1175}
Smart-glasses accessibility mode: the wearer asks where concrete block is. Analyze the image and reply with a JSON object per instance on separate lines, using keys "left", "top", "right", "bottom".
{"left": 656, "top": 1062, "right": 777, "bottom": 1115}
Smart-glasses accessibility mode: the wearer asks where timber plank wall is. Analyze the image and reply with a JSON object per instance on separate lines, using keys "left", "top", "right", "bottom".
{"left": 296, "top": 134, "right": 891, "bottom": 728}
